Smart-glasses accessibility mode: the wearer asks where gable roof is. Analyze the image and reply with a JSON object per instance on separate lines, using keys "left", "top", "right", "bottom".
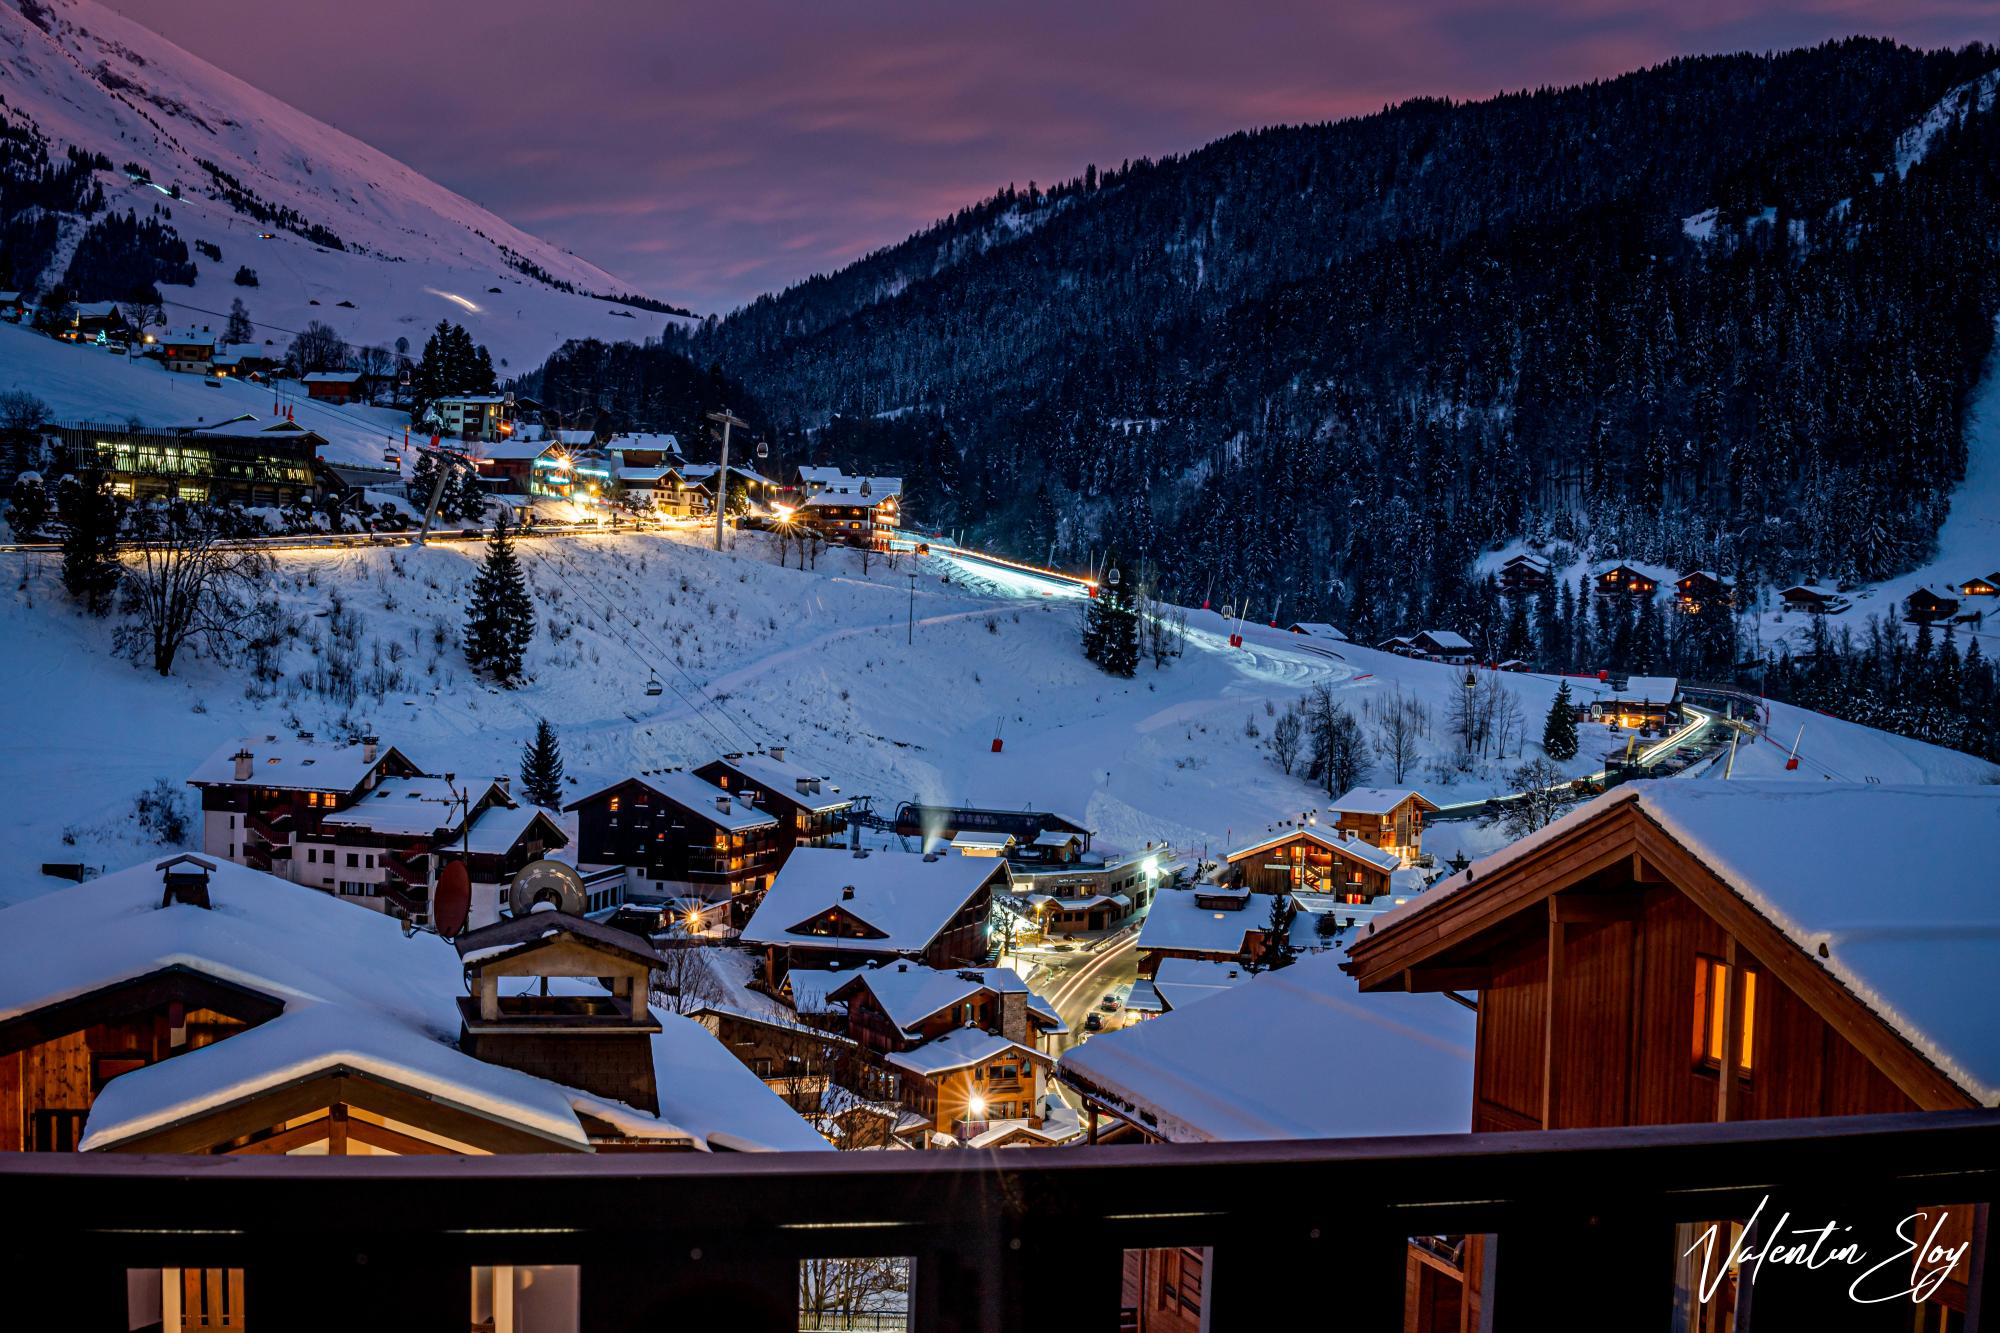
{"left": 187, "top": 734, "right": 412, "bottom": 794}
{"left": 565, "top": 771, "right": 777, "bottom": 833}
{"left": 1330, "top": 787, "right": 1439, "bottom": 817}
{"left": 1138, "top": 886, "right": 1275, "bottom": 956}
{"left": 825, "top": 963, "right": 1063, "bottom": 1035}
{"left": 883, "top": 1026, "right": 1048, "bottom": 1078}
{"left": 741, "top": 848, "right": 1005, "bottom": 954}
{"left": 320, "top": 775, "right": 503, "bottom": 839}
{"left": 1350, "top": 783, "right": 2000, "bottom": 1107}
{"left": 701, "top": 751, "right": 852, "bottom": 813}
{"left": 454, "top": 911, "right": 663, "bottom": 972}
{"left": 1414, "top": 630, "right": 1473, "bottom": 652}
{"left": 1224, "top": 826, "right": 1401, "bottom": 874}
{"left": 1057, "top": 950, "right": 1473, "bottom": 1142}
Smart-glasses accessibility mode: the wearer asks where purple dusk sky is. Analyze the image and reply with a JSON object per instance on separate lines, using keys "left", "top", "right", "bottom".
{"left": 104, "top": 0, "right": 1995, "bottom": 315}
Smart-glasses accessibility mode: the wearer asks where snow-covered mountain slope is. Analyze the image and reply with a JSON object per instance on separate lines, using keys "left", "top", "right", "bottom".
{"left": 4, "top": 528, "right": 1991, "bottom": 907}
{"left": 0, "top": 0, "right": 686, "bottom": 370}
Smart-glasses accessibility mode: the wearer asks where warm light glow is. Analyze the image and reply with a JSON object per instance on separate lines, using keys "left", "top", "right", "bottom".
{"left": 425, "top": 287, "right": 482, "bottom": 314}
{"left": 1740, "top": 969, "right": 1757, "bottom": 1070}
{"left": 968, "top": 1094, "right": 987, "bottom": 1118}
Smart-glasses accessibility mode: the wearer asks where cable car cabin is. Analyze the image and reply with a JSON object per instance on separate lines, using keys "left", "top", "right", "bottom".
{"left": 645, "top": 672, "right": 664, "bottom": 697}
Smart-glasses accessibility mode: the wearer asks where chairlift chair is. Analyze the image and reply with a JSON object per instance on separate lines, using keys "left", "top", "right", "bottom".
{"left": 645, "top": 670, "right": 664, "bottom": 697}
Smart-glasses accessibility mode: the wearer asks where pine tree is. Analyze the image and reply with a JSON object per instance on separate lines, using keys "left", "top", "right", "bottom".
{"left": 7, "top": 473, "right": 50, "bottom": 541}
{"left": 463, "top": 513, "right": 535, "bottom": 684}
{"left": 519, "top": 717, "right": 565, "bottom": 806}
{"left": 1081, "top": 561, "right": 1140, "bottom": 677}
{"left": 59, "top": 469, "right": 120, "bottom": 614}
{"left": 224, "top": 297, "right": 254, "bottom": 344}
{"left": 1255, "top": 893, "right": 1297, "bottom": 972}
{"left": 1542, "top": 680, "right": 1579, "bottom": 760}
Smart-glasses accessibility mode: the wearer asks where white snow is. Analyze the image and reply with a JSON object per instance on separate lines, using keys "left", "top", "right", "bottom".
{"left": 1137, "top": 885, "right": 1275, "bottom": 957}
{"left": 1896, "top": 69, "right": 2000, "bottom": 178}
{"left": 1057, "top": 950, "right": 1474, "bottom": 1141}
{"left": 826, "top": 961, "right": 1063, "bottom": 1036}
{"left": 741, "top": 845, "right": 1007, "bottom": 955}
{"left": 883, "top": 1026, "right": 1044, "bottom": 1078}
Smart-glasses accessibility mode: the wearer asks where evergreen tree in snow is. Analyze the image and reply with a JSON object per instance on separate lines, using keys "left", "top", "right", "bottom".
{"left": 8, "top": 473, "right": 50, "bottom": 541}
{"left": 1082, "top": 559, "right": 1140, "bottom": 677}
{"left": 59, "top": 469, "right": 120, "bottom": 615}
{"left": 1253, "top": 893, "right": 1297, "bottom": 973}
{"left": 224, "top": 297, "right": 254, "bottom": 344}
{"left": 519, "top": 717, "right": 565, "bottom": 806}
{"left": 463, "top": 513, "right": 535, "bottom": 684}
{"left": 1542, "top": 680, "right": 1579, "bottom": 761}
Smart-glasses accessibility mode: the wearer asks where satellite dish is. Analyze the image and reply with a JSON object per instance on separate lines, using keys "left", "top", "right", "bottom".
{"left": 433, "top": 861, "right": 471, "bottom": 938}
{"left": 509, "top": 859, "right": 587, "bottom": 918}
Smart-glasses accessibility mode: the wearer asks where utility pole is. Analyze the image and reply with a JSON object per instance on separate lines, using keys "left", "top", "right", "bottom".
{"left": 907, "top": 571, "right": 918, "bottom": 645}
{"left": 706, "top": 409, "right": 747, "bottom": 552}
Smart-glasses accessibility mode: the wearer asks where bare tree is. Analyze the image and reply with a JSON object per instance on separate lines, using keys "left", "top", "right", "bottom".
{"left": 1267, "top": 710, "right": 1303, "bottom": 776}
{"left": 1495, "top": 757, "right": 1571, "bottom": 838}
{"left": 1371, "top": 688, "right": 1422, "bottom": 783}
{"left": 116, "top": 502, "right": 271, "bottom": 676}
{"left": 651, "top": 937, "right": 725, "bottom": 1015}
{"left": 799, "top": 1255, "right": 911, "bottom": 1330}
{"left": 287, "top": 320, "right": 350, "bottom": 374}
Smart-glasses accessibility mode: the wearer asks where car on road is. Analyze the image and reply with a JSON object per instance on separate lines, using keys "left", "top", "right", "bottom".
{"left": 1084, "top": 1014, "right": 1103, "bottom": 1032}
{"left": 1100, "top": 994, "right": 1120, "bottom": 1010}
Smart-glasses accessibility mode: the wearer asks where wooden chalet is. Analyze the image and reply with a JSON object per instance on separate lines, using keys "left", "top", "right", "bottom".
{"left": 825, "top": 962, "right": 1070, "bottom": 1147}
{"left": 565, "top": 770, "right": 782, "bottom": 922}
{"left": 1329, "top": 787, "right": 1437, "bottom": 862}
{"left": 1134, "top": 884, "right": 1283, "bottom": 978}
{"left": 739, "top": 847, "right": 1006, "bottom": 983}
{"left": 1673, "top": 569, "right": 1735, "bottom": 611}
{"left": 802, "top": 486, "right": 901, "bottom": 549}
{"left": 65, "top": 300, "right": 130, "bottom": 342}
{"left": 693, "top": 747, "right": 852, "bottom": 854}
{"left": 1376, "top": 634, "right": 1419, "bottom": 656}
{"left": 1594, "top": 563, "right": 1659, "bottom": 597}
{"left": 470, "top": 438, "right": 557, "bottom": 495}
{"left": 1411, "top": 630, "right": 1475, "bottom": 662}
{"left": 157, "top": 327, "right": 217, "bottom": 374}
{"left": 188, "top": 733, "right": 422, "bottom": 881}
{"left": 1780, "top": 584, "right": 1846, "bottom": 615}
{"left": 303, "top": 370, "right": 364, "bottom": 403}
{"left": 1342, "top": 782, "right": 1997, "bottom": 1328}
{"left": 893, "top": 803, "right": 1093, "bottom": 861}
{"left": 1222, "top": 826, "right": 1400, "bottom": 903}
{"left": 1906, "top": 585, "right": 1962, "bottom": 623}
{"left": 1498, "top": 553, "right": 1553, "bottom": 593}
{"left": 1957, "top": 571, "right": 2000, "bottom": 597}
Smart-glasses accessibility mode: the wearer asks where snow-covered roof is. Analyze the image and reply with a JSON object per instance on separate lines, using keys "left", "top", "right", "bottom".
{"left": 1138, "top": 886, "right": 1275, "bottom": 957}
{"left": 321, "top": 775, "right": 493, "bottom": 838}
{"left": 1330, "top": 787, "right": 1437, "bottom": 817}
{"left": 1150, "top": 956, "right": 1253, "bottom": 1012}
{"left": 784, "top": 967, "right": 850, "bottom": 1018}
{"left": 1415, "top": 630, "right": 1473, "bottom": 652}
{"left": 1363, "top": 783, "right": 2000, "bottom": 1105}
{"left": 1224, "top": 825, "right": 1401, "bottom": 874}
{"left": 474, "top": 440, "right": 556, "bottom": 462}
{"left": 187, "top": 734, "right": 408, "bottom": 794}
{"left": 73, "top": 301, "right": 123, "bottom": 319}
{"left": 609, "top": 432, "right": 681, "bottom": 451}
{"left": 190, "top": 416, "right": 321, "bottom": 441}
{"left": 1677, "top": 569, "right": 1734, "bottom": 586}
{"left": 0, "top": 857, "right": 819, "bottom": 1152}
{"left": 883, "top": 1026, "right": 1046, "bottom": 1078}
{"left": 1032, "top": 829, "right": 1083, "bottom": 848}
{"left": 828, "top": 962, "right": 1062, "bottom": 1035}
{"left": 706, "top": 752, "right": 852, "bottom": 813}
{"left": 1287, "top": 622, "right": 1348, "bottom": 640}
{"left": 741, "top": 847, "right": 1007, "bottom": 954}
{"left": 1058, "top": 951, "right": 1473, "bottom": 1141}
{"left": 615, "top": 466, "right": 682, "bottom": 485}
{"left": 681, "top": 462, "right": 777, "bottom": 487}
{"left": 950, "top": 831, "right": 1015, "bottom": 852}
{"left": 1782, "top": 584, "right": 1843, "bottom": 599}
{"left": 159, "top": 327, "right": 217, "bottom": 346}
{"left": 303, "top": 371, "right": 363, "bottom": 384}
{"left": 567, "top": 771, "right": 776, "bottom": 833}
{"left": 1502, "top": 553, "right": 1551, "bottom": 570}
{"left": 1570, "top": 674, "right": 1679, "bottom": 705}
{"left": 462, "top": 801, "right": 563, "bottom": 857}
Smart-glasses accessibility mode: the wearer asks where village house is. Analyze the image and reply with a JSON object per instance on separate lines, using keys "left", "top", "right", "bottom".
{"left": 739, "top": 847, "right": 1007, "bottom": 983}
{"left": 1285, "top": 622, "right": 1347, "bottom": 641}
{"left": 0, "top": 854, "right": 827, "bottom": 1163}
{"left": 1779, "top": 583, "right": 1848, "bottom": 615}
{"left": 893, "top": 803, "right": 1093, "bottom": 858}
{"left": 64, "top": 300, "right": 130, "bottom": 342}
{"left": 432, "top": 393, "right": 513, "bottom": 443}
{"left": 303, "top": 370, "right": 364, "bottom": 403}
{"left": 1119, "top": 956, "right": 1254, "bottom": 1022}
{"left": 208, "top": 342, "right": 276, "bottom": 379}
{"left": 1134, "top": 884, "right": 1291, "bottom": 977}
{"left": 0, "top": 290, "right": 23, "bottom": 322}
{"left": 56, "top": 415, "right": 325, "bottom": 506}
{"left": 1376, "top": 634, "right": 1419, "bottom": 655}
{"left": 1956, "top": 571, "right": 2000, "bottom": 597}
{"left": 1341, "top": 781, "right": 1999, "bottom": 1329}
{"left": 683, "top": 461, "right": 782, "bottom": 514}
{"left": 1011, "top": 845, "right": 1172, "bottom": 937}
{"left": 157, "top": 326, "right": 216, "bottom": 374}
{"left": 1594, "top": 563, "right": 1660, "bottom": 597}
{"left": 693, "top": 748, "right": 853, "bottom": 855}
{"left": 1221, "top": 826, "right": 1403, "bottom": 905}
{"left": 1407, "top": 630, "right": 1475, "bottom": 663}
{"left": 186, "top": 733, "right": 564, "bottom": 929}
{"left": 1673, "top": 569, "right": 1735, "bottom": 612}
{"left": 1498, "top": 552, "right": 1553, "bottom": 594}
{"left": 1905, "top": 584, "right": 1962, "bottom": 623}
{"left": 564, "top": 770, "right": 783, "bottom": 922}
{"left": 1328, "top": 787, "right": 1437, "bottom": 862}
{"left": 824, "top": 962, "right": 1071, "bottom": 1148}
{"left": 469, "top": 438, "right": 557, "bottom": 495}
{"left": 1570, "top": 673, "right": 1681, "bottom": 731}
{"left": 794, "top": 470, "right": 902, "bottom": 549}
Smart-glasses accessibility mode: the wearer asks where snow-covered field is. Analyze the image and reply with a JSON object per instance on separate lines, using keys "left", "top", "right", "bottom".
{"left": 1, "top": 0, "right": 686, "bottom": 371}
{"left": 6, "top": 517, "right": 1990, "bottom": 909}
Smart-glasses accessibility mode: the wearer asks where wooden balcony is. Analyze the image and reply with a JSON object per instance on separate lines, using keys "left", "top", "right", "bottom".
{"left": 4, "top": 1110, "right": 1994, "bottom": 1332}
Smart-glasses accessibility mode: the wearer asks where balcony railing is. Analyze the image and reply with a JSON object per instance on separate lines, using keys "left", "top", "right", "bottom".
{"left": 3, "top": 1110, "right": 1994, "bottom": 1332}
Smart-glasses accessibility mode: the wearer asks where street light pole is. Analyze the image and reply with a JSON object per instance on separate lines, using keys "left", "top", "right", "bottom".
{"left": 706, "top": 409, "right": 747, "bottom": 552}
{"left": 907, "top": 571, "right": 917, "bottom": 645}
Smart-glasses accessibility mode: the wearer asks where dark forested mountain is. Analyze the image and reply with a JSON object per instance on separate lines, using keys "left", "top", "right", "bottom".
{"left": 531, "top": 40, "right": 2000, "bottom": 641}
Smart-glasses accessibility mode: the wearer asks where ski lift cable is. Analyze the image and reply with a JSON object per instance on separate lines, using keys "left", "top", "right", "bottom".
{"left": 531, "top": 537, "right": 762, "bottom": 751}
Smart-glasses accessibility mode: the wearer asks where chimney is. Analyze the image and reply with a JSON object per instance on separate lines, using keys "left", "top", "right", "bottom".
{"left": 768, "top": 746, "right": 785, "bottom": 762}
{"left": 797, "top": 777, "right": 813, "bottom": 796}
{"left": 362, "top": 735, "right": 379, "bottom": 764}
{"left": 233, "top": 748, "right": 254, "bottom": 782}
{"left": 896, "top": 962, "right": 908, "bottom": 972}
{"left": 496, "top": 775, "right": 511, "bottom": 797}
{"left": 842, "top": 885, "right": 856, "bottom": 901}
{"left": 157, "top": 855, "right": 215, "bottom": 910}
{"left": 811, "top": 778, "right": 823, "bottom": 795}
{"left": 998, "top": 989, "right": 1028, "bottom": 1045}
{"left": 716, "top": 795, "right": 732, "bottom": 815}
